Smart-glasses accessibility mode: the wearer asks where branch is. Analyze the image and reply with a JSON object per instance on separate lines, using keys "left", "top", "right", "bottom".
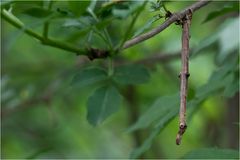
{"left": 1, "top": 0, "right": 211, "bottom": 59}
{"left": 176, "top": 11, "right": 192, "bottom": 145}
{"left": 119, "top": 1, "right": 147, "bottom": 49}
{"left": 122, "top": 0, "right": 211, "bottom": 50}
{"left": 1, "top": 9, "right": 86, "bottom": 55}
{"left": 43, "top": 0, "right": 54, "bottom": 39}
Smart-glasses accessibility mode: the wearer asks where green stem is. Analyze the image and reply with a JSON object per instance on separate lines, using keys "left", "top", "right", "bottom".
{"left": 87, "top": 30, "right": 93, "bottom": 43}
{"left": 1, "top": 9, "right": 86, "bottom": 55}
{"left": 43, "top": 22, "right": 49, "bottom": 39}
{"left": 42, "top": 39, "right": 86, "bottom": 55}
{"left": 87, "top": 7, "right": 113, "bottom": 51}
{"left": 118, "top": 1, "right": 148, "bottom": 50}
{"left": 108, "top": 57, "right": 114, "bottom": 76}
{"left": 43, "top": 1, "right": 53, "bottom": 39}
{"left": 161, "top": 1, "right": 168, "bottom": 13}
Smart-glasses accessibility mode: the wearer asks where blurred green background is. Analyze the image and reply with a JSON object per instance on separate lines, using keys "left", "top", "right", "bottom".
{"left": 1, "top": 0, "right": 239, "bottom": 159}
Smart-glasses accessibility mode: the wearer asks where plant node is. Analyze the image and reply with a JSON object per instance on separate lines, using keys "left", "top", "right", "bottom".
{"left": 87, "top": 48, "right": 110, "bottom": 60}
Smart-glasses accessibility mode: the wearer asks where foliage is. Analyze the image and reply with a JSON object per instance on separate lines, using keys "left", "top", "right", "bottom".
{"left": 202, "top": 1, "right": 238, "bottom": 23}
{"left": 87, "top": 85, "right": 122, "bottom": 126}
{"left": 1, "top": 0, "right": 239, "bottom": 159}
{"left": 183, "top": 148, "right": 239, "bottom": 159}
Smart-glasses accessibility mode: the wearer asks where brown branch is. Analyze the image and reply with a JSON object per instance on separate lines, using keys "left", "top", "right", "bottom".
{"left": 176, "top": 10, "right": 192, "bottom": 145}
{"left": 2, "top": 1, "right": 210, "bottom": 59}
{"left": 122, "top": 0, "right": 210, "bottom": 50}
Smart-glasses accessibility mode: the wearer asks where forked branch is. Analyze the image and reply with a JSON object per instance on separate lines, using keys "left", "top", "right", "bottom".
{"left": 176, "top": 10, "right": 192, "bottom": 145}
{"left": 1, "top": 0, "right": 210, "bottom": 59}
{"left": 122, "top": 0, "right": 210, "bottom": 50}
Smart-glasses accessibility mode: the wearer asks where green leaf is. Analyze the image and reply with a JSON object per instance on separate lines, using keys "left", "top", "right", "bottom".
{"left": 62, "top": 16, "right": 94, "bottom": 29}
{"left": 183, "top": 148, "right": 239, "bottom": 159}
{"left": 133, "top": 16, "right": 157, "bottom": 38}
{"left": 130, "top": 107, "right": 178, "bottom": 158}
{"left": 223, "top": 72, "right": 239, "bottom": 97}
{"left": 191, "top": 32, "right": 218, "bottom": 57}
{"left": 63, "top": 16, "right": 112, "bottom": 30}
{"left": 12, "top": 1, "right": 44, "bottom": 15}
{"left": 87, "top": 85, "right": 122, "bottom": 126}
{"left": 27, "top": 146, "right": 53, "bottom": 159}
{"left": 20, "top": 7, "right": 53, "bottom": 18}
{"left": 63, "top": 16, "right": 113, "bottom": 43}
{"left": 127, "top": 94, "right": 179, "bottom": 132}
{"left": 217, "top": 18, "right": 239, "bottom": 63}
{"left": 112, "top": 1, "right": 143, "bottom": 19}
{"left": 0, "top": 0, "right": 13, "bottom": 9}
{"left": 196, "top": 59, "right": 237, "bottom": 99}
{"left": 113, "top": 64, "right": 150, "bottom": 85}
{"left": 112, "top": 9, "right": 129, "bottom": 19}
{"left": 128, "top": 55, "right": 238, "bottom": 158}
{"left": 203, "top": 2, "right": 238, "bottom": 23}
{"left": 128, "top": 98, "right": 198, "bottom": 158}
{"left": 71, "top": 67, "right": 108, "bottom": 88}
{"left": 68, "top": 1, "right": 90, "bottom": 16}
{"left": 192, "top": 17, "right": 239, "bottom": 60}
{"left": 187, "top": 87, "right": 196, "bottom": 101}
{"left": 149, "top": 1, "right": 164, "bottom": 12}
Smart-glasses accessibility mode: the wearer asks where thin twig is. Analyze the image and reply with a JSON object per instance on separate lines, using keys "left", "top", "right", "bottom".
{"left": 1, "top": 9, "right": 86, "bottom": 55}
{"left": 87, "top": 7, "right": 113, "bottom": 51}
{"left": 176, "top": 10, "right": 192, "bottom": 145}
{"left": 119, "top": 1, "right": 148, "bottom": 50}
{"left": 122, "top": 0, "right": 210, "bottom": 49}
{"left": 1, "top": 1, "right": 210, "bottom": 58}
{"left": 43, "top": 0, "right": 54, "bottom": 39}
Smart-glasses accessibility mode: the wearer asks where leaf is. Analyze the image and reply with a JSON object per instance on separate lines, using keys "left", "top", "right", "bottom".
{"left": 133, "top": 16, "right": 158, "bottom": 37}
{"left": 0, "top": 0, "right": 13, "bottom": 9}
{"left": 187, "top": 87, "right": 196, "bottom": 101}
{"left": 203, "top": 2, "right": 238, "bottom": 23}
{"left": 71, "top": 67, "right": 108, "bottom": 88}
{"left": 128, "top": 98, "right": 198, "bottom": 158}
{"left": 191, "top": 32, "right": 218, "bottom": 57}
{"left": 196, "top": 69, "right": 232, "bottom": 99}
{"left": 113, "top": 64, "right": 150, "bottom": 85}
{"left": 27, "top": 146, "right": 53, "bottom": 159}
{"left": 126, "top": 94, "right": 179, "bottom": 132}
{"left": 191, "top": 17, "right": 239, "bottom": 60}
{"left": 217, "top": 18, "right": 239, "bottom": 63}
{"left": 63, "top": 16, "right": 112, "bottom": 30}
{"left": 183, "top": 148, "right": 239, "bottom": 159}
{"left": 149, "top": 1, "right": 164, "bottom": 12}
{"left": 130, "top": 108, "right": 178, "bottom": 158}
{"left": 87, "top": 85, "right": 122, "bottom": 126}
{"left": 63, "top": 16, "right": 113, "bottom": 43}
{"left": 68, "top": 1, "right": 90, "bottom": 17}
{"left": 62, "top": 16, "right": 94, "bottom": 28}
{"left": 223, "top": 72, "right": 239, "bottom": 97}
{"left": 196, "top": 59, "right": 237, "bottom": 99}
{"left": 112, "top": 8, "right": 129, "bottom": 19}
{"left": 12, "top": 1, "right": 44, "bottom": 15}
{"left": 21, "top": 7, "right": 53, "bottom": 18}
{"left": 128, "top": 55, "right": 238, "bottom": 158}
{"left": 112, "top": 1, "right": 143, "bottom": 19}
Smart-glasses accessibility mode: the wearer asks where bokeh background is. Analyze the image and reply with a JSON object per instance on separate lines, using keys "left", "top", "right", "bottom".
{"left": 1, "top": 1, "right": 239, "bottom": 159}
